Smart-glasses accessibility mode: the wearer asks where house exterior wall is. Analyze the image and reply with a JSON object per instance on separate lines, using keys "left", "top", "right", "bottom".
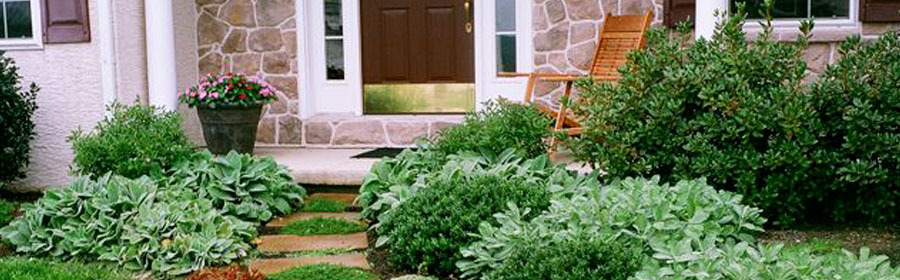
{"left": 194, "top": 0, "right": 301, "bottom": 146}
{"left": 7, "top": 0, "right": 104, "bottom": 191}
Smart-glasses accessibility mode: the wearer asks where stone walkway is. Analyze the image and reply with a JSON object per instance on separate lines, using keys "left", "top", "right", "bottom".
{"left": 250, "top": 193, "right": 370, "bottom": 275}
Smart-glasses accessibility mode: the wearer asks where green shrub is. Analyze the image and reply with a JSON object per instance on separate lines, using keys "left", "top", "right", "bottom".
{"left": 810, "top": 33, "right": 900, "bottom": 222}
{"left": 68, "top": 104, "right": 195, "bottom": 179}
{"left": 486, "top": 234, "right": 644, "bottom": 280}
{"left": 0, "top": 174, "right": 257, "bottom": 276}
{"left": 460, "top": 177, "right": 765, "bottom": 279}
{"left": 567, "top": 4, "right": 823, "bottom": 225}
{"left": 432, "top": 100, "right": 551, "bottom": 157}
{"left": 379, "top": 173, "right": 553, "bottom": 276}
{"left": 268, "top": 264, "right": 378, "bottom": 280}
{"left": 0, "top": 52, "right": 38, "bottom": 187}
{"left": 0, "top": 199, "right": 17, "bottom": 226}
{"left": 0, "top": 257, "right": 132, "bottom": 280}
{"left": 164, "top": 151, "right": 306, "bottom": 223}
{"left": 279, "top": 217, "right": 365, "bottom": 236}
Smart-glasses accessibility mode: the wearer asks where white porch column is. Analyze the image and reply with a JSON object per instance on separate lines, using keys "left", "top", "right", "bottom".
{"left": 145, "top": 1, "right": 178, "bottom": 110}
{"left": 696, "top": 0, "right": 730, "bottom": 40}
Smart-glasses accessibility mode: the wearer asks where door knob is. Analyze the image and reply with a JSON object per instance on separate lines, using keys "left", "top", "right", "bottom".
{"left": 465, "top": 0, "right": 473, "bottom": 33}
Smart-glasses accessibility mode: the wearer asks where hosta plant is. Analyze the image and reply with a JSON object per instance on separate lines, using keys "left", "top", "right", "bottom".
{"left": 164, "top": 151, "right": 306, "bottom": 223}
{"left": 459, "top": 177, "right": 766, "bottom": 279}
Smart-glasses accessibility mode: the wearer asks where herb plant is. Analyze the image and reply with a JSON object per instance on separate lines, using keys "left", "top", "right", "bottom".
{"left": 68, "top": 104, "right": 195, "bottom": 179}
{"left": 432, "top": 100, "right": 552, "bottom": 158}
{"left": 0, "top": 51, "right": 39, "bottom": 187}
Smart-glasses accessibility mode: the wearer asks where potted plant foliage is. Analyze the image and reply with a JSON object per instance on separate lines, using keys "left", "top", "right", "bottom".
{"left": 180, "top": 72, "right": 277, "bottom": 155}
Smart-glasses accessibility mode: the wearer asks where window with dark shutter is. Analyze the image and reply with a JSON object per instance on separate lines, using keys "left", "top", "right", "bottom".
{"left": 860, "top": 0, "right": 900, "bottom": 22}
{"left": 42, "top": 0, "right": 89, "bottom": 44}
{"left": 665, "top": 0, "right": 695, "bottom": 27}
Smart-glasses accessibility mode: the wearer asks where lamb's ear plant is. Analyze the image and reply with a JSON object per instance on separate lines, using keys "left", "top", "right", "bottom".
{"left": 164, "top": 151, "right": 306, "bottom": 223}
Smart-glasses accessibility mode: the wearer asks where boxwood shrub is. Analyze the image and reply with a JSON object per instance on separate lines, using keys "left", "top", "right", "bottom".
{"left": 810, "top": 33, "right": 900, "bottom": 222}
{"left": 0, "top": 51, "right": 39, "bottom": 188}
{"left": 432, "top": 100, "right": 551, "bottom": 158}
{"left": 567, "top": 5, "right": 825, "bottom": 225}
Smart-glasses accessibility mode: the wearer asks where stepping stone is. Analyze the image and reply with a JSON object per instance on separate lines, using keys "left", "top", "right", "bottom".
{"left": 309, "top": 193, "right": 359, "bottom": 206}
{"left": 250, "top": 254, "right": 370, "bottom": 275}
{"left": 266, "top": 212, "right": 363, "bottom": 228}
{"left": 258, "top": 232, "right": 368, "bottom": 253}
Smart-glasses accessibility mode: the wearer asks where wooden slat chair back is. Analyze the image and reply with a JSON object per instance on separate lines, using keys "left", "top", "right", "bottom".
{"left": 500, "top": 10, "right": 654, "bottom": 153}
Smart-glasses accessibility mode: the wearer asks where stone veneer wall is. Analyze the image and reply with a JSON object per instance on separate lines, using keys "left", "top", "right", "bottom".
{"left": 530, "top": 0, "right": 664, "bottom": 107}
{"left": 195, "top": 0, "right": 301, "bottom": 145}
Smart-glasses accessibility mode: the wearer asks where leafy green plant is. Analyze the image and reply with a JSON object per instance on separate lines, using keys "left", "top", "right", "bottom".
{"left": 459, "top": 177, "right": 766, "bottom": 279}
{"left": 279, "top": 217, "right": 365, "bottom": 236}
{"left": 810, "top": 32, "right": 900, "bottom": 222}
{"left": 485, "top": 233, "right": 644, "bottom": 280}
{"left": 378, "top": 169, "right": 558, "bottom": 276}
{"left": 0, "top": 51, "right": 39, "bottom": 188}
{"left": 635, "top": 242, "right": 900, "bottom": 279}
{"left": 0, "top": 257, "right": 133, "bottom": 280}
{"left": 99, "top": 197, "right": 256, "bottom": 276}
{"left": 267, "top": 264, "right": 378, "bottom": 280}
{"left": 567, "top": 3, "right": 822, "bottom": 225}
{"left": 302, "top": 198, "right": 349, "bottom": 213}
{"left": 68, "top": 104, "right": 195, "bottom": 179}
{"left": 0, "top": 199, "right": 17, "bottom": 226}
{"left": 0, "top": 175, "right": 159, "bottom": 258}
{"left": 357, "top": 147, "right": 446, "bottom": 222}
{"left": 0, "top": 174, "right": 258, "bottom": 276}
{"left": 164, "top": 151, "right": 306, "bottom": 223}
{"left": 432, "top": 100, "right": 552, "bottom": 158}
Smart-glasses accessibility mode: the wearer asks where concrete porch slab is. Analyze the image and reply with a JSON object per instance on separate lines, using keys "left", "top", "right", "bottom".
{"left": 256, "top": 148, "right": 377, "bottom": 186}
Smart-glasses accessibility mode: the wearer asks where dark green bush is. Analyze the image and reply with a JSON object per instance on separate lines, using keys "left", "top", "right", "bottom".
{"left": 432, "top": 100, "right": 551, "bottom": 157}
{"left": 0, "top": 52, "right": 38, "bottom": 187}
{"left": 485, "top": 234, "right": 644, "bottom": 280}
{"left": 379, "top": 174, "right": 551, "bottom": 276}
{"left": 811, "top": 33, "right": 900, "bottom": 222}
{"left": 568, "top": 5, "right": 824, "bottom": 225}
{"left": 68, "top": 104, "right": 195, "bottom": 179}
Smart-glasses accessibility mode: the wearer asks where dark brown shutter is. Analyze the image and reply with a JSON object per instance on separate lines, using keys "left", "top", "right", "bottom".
{"left": 860, "top": 0, "right": 900, "bottom": 22}
{"left": 42, "top": 0, "right": 90, "bottom": 44}
{"left": 664, "top": 0, "right": 695, "bottom": 27}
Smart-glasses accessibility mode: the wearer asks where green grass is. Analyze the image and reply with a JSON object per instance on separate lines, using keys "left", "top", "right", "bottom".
{"left": 0, "top": 199, "right": 17, "bottom": 226}
{"left": 268, "top": 263, "right": 378, "bottom": 280}
{"left": 302, "top": 198, "right": 349, "bottom": 213}
{"left": 0, "top": 257, "right": 132, "bottom": 280}
{"left": 279, "top": 217, "right": 365, "bottom": 236}
{"left": 781, "top": 238, "right": 844, "bottom": 255}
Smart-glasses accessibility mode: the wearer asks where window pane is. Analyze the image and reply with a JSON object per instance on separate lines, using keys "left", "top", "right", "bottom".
{"left": 496, "top": 34, "right": 516, "bottom": 73}
{"left": 495, "top": 0, "right": 516, "bottom": 32}
{"left": 5, "top": 1, "right": 31, "bottom": 39}
{"left": 326, "top": 39, "right": 345, "bottom": 80}
{"left": 811, "top": 0, "right": 849, "bottom": 19}
{"left": 325, "top": 0, "right": 342, "bottom": 36}
{"left": 732, "top": 0, "right": 807, "bottom": 19}
{"left": 0, "top": 4, "right": 6, "bottom": 39}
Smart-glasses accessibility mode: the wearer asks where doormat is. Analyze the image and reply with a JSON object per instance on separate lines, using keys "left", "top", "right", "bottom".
{"left": 351, "top": 148, "right": 413, "bottom": 159}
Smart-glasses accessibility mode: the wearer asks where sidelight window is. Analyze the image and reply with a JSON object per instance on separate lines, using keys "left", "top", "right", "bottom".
{"left": 324, "top": 0, "right": 344, "bottom": 80}
{"left": 495, "top": 0, "right": 516, "bottom": 73}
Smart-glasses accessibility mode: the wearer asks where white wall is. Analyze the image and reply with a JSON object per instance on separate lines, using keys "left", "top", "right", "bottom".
{"left": 6, "top": 0, "right": 104, "bottom": 191}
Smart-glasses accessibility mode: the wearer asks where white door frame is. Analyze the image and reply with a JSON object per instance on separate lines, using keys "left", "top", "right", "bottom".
{"left": 297, "top": 0, "right": 532, "bottom": 117}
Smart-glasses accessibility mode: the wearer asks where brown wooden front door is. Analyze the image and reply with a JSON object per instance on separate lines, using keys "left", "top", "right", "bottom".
{"left": 361, "top": 0, "right": 475, "bottom": 84}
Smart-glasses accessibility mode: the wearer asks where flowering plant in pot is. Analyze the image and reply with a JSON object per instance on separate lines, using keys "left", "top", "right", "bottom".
{"left": 180, "top": 72, "right": 277, "bottom": 155}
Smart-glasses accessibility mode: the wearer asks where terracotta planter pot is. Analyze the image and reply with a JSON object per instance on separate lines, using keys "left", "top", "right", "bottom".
{"left": 197, "top": 104, "right": 263, "bottom": 155}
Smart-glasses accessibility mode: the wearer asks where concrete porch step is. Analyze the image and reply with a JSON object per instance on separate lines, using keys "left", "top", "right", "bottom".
{"left": 256, "top": 148, "right": 378, "bottom": 186}
{"left": 265, "top": 212, "right": 363, "bottom": 229}
{"left": 249, "top": 254, "right": 370, "bottom": 275}
{"left": 257, "top": 232, "right": 369, "bottom": 253}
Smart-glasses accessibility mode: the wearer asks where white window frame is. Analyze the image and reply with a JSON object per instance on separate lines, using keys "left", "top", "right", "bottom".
{"left": 738, "top": 0, "right": 859, "bottom": 29}
{"left": 0, "top": 0, "right": 43, "bottom": 50}
{"left": 475, "top": 0, "right": 533, "bottom": 106}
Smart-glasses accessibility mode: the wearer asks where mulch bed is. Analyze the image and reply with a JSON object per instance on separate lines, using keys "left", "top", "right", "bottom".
{"left": 760, "top": 225, "right": 900, "bottom": 260}
{"left": 366, "top": 229, "right": 409, "bottom": 280}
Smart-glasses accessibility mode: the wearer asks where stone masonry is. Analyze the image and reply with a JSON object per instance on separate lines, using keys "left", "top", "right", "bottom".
{"left": 195, "top": 0, "right": 300, "bottom": 145}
